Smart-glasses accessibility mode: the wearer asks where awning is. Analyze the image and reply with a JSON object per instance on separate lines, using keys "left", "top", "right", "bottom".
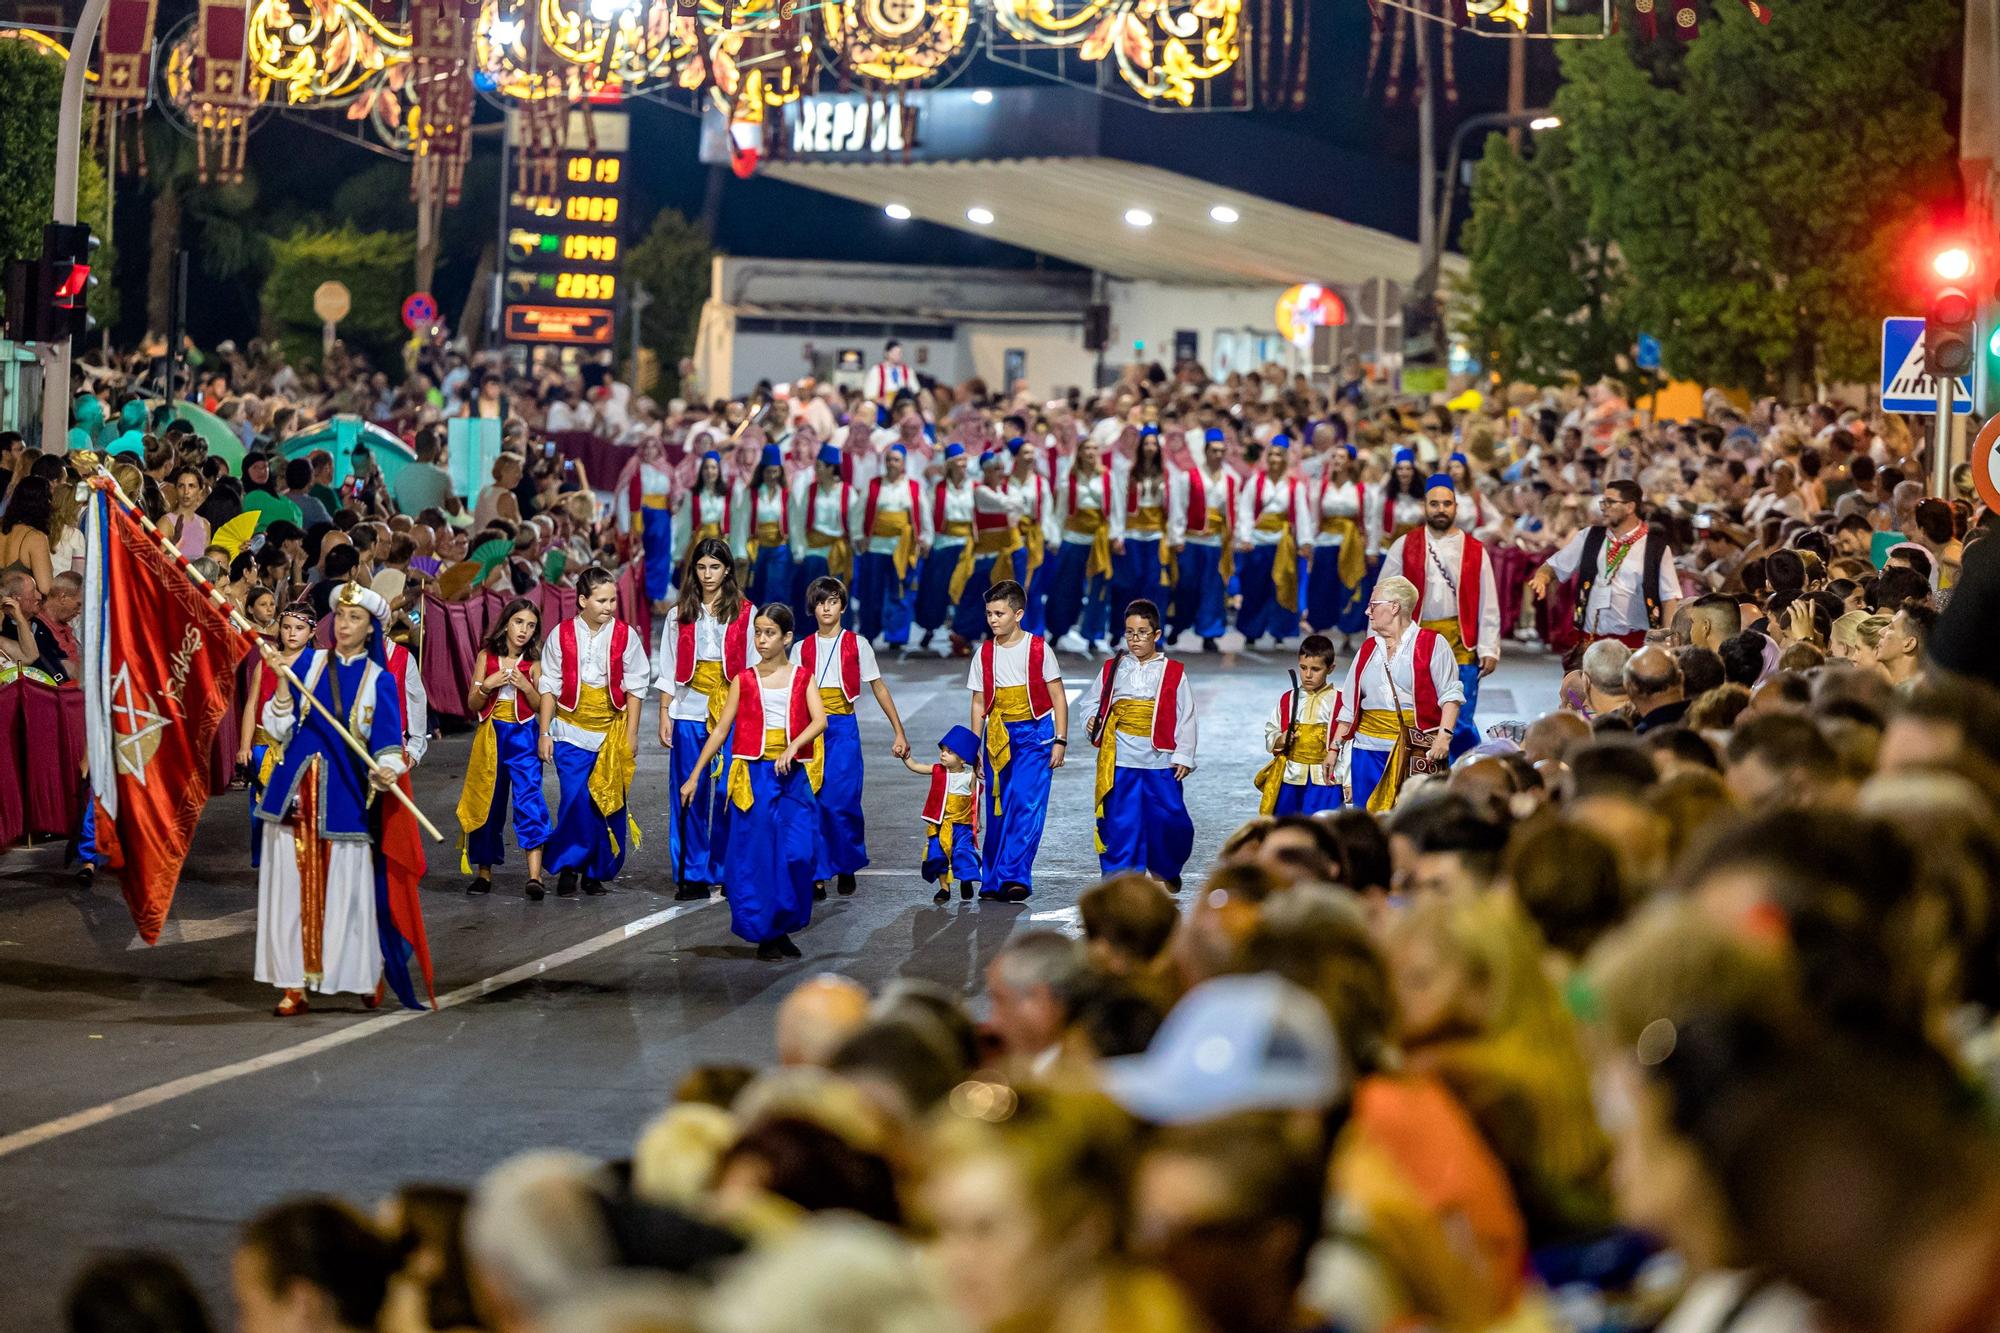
{"left": 764, "top": 156, "right": 1450, "bottom": 289}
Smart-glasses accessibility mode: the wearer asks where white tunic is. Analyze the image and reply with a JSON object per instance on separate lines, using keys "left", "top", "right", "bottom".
{"left": 655, "top": 606, "right": 736, "bottom": 723}
{"left": 1074, "top": 653, "right": 1197, "bottom": 771}
{"left": 539, "top": 617, "right": 652, "bottom": 751}
{"left": 931, "top": 478, "right": 976, "bottom": 549}
{"left": 1379, "top": 529, "right": 1503, "bottom": 661}
{"left": 966, "top": 635, "right": 1064, "bottom": 693}
{"left": 1336, "top": 625, "right": 1465, "bottom": 752}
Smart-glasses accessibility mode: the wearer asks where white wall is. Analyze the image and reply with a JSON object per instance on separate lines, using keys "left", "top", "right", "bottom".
{"left": 959, "top": 322, "right": 1094, "bottom": 401}
{"left": 1104, "top": 279, "right": 1303, "bottom": 377}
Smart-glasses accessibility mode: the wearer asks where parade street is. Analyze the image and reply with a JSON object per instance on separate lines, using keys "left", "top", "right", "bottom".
{"left": 0, "top": 640, "right": 1555, "bottom": 1321}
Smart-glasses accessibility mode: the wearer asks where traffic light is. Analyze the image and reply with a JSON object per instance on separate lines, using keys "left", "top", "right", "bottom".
{"left": 1924, "top": 244, "right": 1976, "bottom": 379}
{"left": 37, "top": 222, "right": 98, "bottom": 345}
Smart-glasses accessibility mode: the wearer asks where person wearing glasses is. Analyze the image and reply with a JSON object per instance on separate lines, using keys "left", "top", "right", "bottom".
{"left": 1076, "top": 598, "right": 1197, "bottom": 888}
{"left": 1528, "top": 478, "right": 1683, "bottom": 665}
{"left": 1331, "top": 576, "right": 1464, "bottom": 813}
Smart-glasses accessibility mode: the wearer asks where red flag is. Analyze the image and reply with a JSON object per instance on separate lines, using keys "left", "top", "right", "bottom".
{"left": 86, "top": 491, "right": 254, "bottom": 943}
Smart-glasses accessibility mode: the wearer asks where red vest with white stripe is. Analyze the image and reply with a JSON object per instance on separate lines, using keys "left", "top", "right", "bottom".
{"left": 974, "top": 484, "right": 1014, "bottom": 534}
{"left": 933, "top": 479, "right": 968, "bottom": 533}
{"left": 864, "top": 477, "right": 921, "bottom": 538}
{"left": 1090, "top": 655, "right": 1184, "bottom": 752}
{"left": 555, "top": 619, "right": 632, "bottom": 712}
{"left": 730, "top": 666, "right": 817, "bottom": 760}
{"left": 1352, "top": 629, "right": 1445, "bottom": 731}
{"left": 798, "top": 629, "right": 861, "bottom": 703}
{"left": 675, "top": 601, "right": 754, "bottom": 689}
{"left": 1276, "top": 687, "right": 1345, "bottom": 729}
{"left": 921, "top": 765, "right": 955, "bottom": 825}
{"left": 979, "top": 636, "right": 1055, "bottom": 719}
{"left": 1400, "top": 531, "right": 1485, "bottom": 643}
{"left": 1253, "top": 472, "right": 1298, "bottom": 522}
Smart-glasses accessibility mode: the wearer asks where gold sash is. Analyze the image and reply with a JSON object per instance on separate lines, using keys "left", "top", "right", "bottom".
{"left": 1320, "top": 514, "right": 1368, "bottom": 590}
{"left": 456, "top": 719, "right": 501, "bottom": 871}
{"left": 1133, "top": 504, "right": 1177, "bottom": 590}
{"left": 984, "top": 684, "right": 1034, "bottom": 810}
{"left": 1016, "top": 505, "right": 1046, "bottom": 583}
{"left": 1256, "top": 511, "right": 1300, "bottom": 613}
{"left": 728, "top": 727, "right": 794, "bottom": 811}
{"left": 1092, "top": 698, "right": 1156, "bottom": 852}
{"left": 689, "top": 658, "right": 730, "bottom": 730}
{"left": 253, "top": 726, "right": 280, "bottom": 788}
{"left": 950, "top": 523, "right": 1020, "bottom": 600}
{"left": 557, "top": 684, "right": 640, "bottom": 854}
{"left": 940, "top": 517, "right": 974, "bottom": 540}
{"left": 1358, "top": 709, "right": 1408, "bottom": 812}
{"left": 749, "top": 519, "right": 784, "bottom": 564}
{"left": 806, "top": 526, "right": 854, "bottom": 582}
{"left": 1201, "top": 501, "right": 1237, "bottom": 582}
{"left": 641, "top": 494, "right": 669, "bottom": 510}
{"left": 1066, "top": 507, "right": 1114, "bottom": 580}
{"left": 1420, "top": 616, "right": 1476, "bottom": 667}
{"left": 1252, "top": 721, "right": 1330, "bottom": 815}
{"left": 872, "top": 507, "right": 917, "bottom": 580}
{"left": 931, "top": 789, "right": 977, "bottom": 885}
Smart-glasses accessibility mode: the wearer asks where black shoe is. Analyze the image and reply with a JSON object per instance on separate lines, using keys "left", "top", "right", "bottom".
{"left": 813, "top": 882, "right": 828, "bottom": 901}
{"left": 582, "top": 878, "right": 607, "bottom": 896}
{"left": 960, "top": 882, "right": 977, "bottom": 900}
{"left": 525, "top": 879, "right": 545, "bottom": 902}
{"left": 756, "top": 939, "right": 783, "bottom": 961}
{"left": 1166, "top": 630, "right": 1184, "bottom": 647}
{"left": 557, "top": 871, "right": 578, "bottom": 897}
{"left": 1202, "top": 637, "right": 1221, "bottom": 653}
{"left": 1002, "top": 882, "right": 1032, "bottom": 902}
{"left": 933, "top": 886, "right": 950, "bottom": 904}
{"left": 1165, "top": 877, "right": 1183, "bottom": 892}
{"left": 775, "top": 934, "right": 802, "bottom": 958}
{"left": 466, "top": 876, "right": 492, "bottom": 896}
{"left": 75, "top": 863, "right": 95, "bottom": 888}
{"left": 836, "top": 873, "right": 857, "bottom": 896}
{"left": 674, "top": 882, "right": 709, "bottom": 901}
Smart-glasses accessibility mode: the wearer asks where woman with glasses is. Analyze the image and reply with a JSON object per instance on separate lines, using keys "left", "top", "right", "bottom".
{"left": 1331, "top": 575, "right": 1464, "bottom": 812}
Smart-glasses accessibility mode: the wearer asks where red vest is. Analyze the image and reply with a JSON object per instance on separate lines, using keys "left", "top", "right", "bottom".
{"left": 864, "top": 477, "right": 920, "bottom": 537}
{"left": 675, "top": 601, "right": 754, "bottom": 688}
{"left": 979, "top": 636, "right": 1055, "bottom": 720}
{"left": 474, "top": 650, "right": 520, "bottom": 723}
{"left": 921, "top": 765, "right": 952, "bottom": 824}
{"left": 385, "top": 644, "right": 413, "bottom": 734}
{"left": 1253, "top": 473, "right": 1297, "bottom": 526}
{"left": 1275, "top": 687, "right": 1344, "bottom": 730}
{"left": 973, "top": 484, "right": 1014, "bottom": 533}
{"left": 798, "top": 629, "right": 862, "bottom": 703}
{"left": 1185, "top": 467, "right": 1234, "bottom": 533}
{"left": 1352, "top": 629, "right": 1444, "bottom": 731}
{"left": 730, "top": 666, "right": 816, "bottom": 760}
{"left": 555, "top": 619, "right": 632, "bottom": 712}
{"left": 1124, "top": 469, "right": 1164, "bottom": 516}
{"left": 754, "top": 483, "right": 788, "bottom": 535}
{"left": 1320, "top": 477, "right": 1366, "bottom": 520}
{"left": 806, "top": 479, "right": 851, "bottom": 537}
{"left": 1090, "top": 655, "right": 1184, "bottom": 752}
{"left": 933, "top": 478, "right": 967, "bottom": 533}
{"left": 1400, "top": 531, "right": 1484, "bottom": 643}
{"left": 1067, "top": 467, "right": 1110, "bottom": 519}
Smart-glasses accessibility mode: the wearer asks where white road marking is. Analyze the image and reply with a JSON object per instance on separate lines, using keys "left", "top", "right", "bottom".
{"left": 0, "top": 898, "right": 718, "bottom": 1162}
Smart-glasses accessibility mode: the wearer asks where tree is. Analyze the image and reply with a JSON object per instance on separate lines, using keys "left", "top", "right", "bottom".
{"left": 0, "top": 41, "right": 118, "bottom": 332}
{"left": 625, "top": 209, "right": 714, "bottom": 397}
{"left": 261, "top": 224, "right": 413, "bottom": 367}
{"left": 1551, "top": 0, "right": 1957, "bottom": 393}
{"left": 1456, "top": 131, "right": 1637, "bottom": 392}
{"left": 141, "top": 121, "right": 266, "bottom": 337}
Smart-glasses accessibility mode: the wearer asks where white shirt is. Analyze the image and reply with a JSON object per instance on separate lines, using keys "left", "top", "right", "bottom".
{"left": 865, "top": 361, "right": 911, "bottom": 402}
{"left": 676, "top": 489, "right": 733, "bottom": 563}
{"left": 791, "top": 474, "right": 857, "bottom": 558}
{"left": 1009, "top": 470, "right": 1058, "bottom": 545}
{"left": 1337, "top": 625, "right": 1465, "bottom": 751}
{"left": 1265, "top": 685, "right": 1343, "bottom": 786}
{"left": 757, "top": 666, "right": 801, "bottom": 732}
{"left": 1546, "top": 524, "right": 1680, "bottom": 636}
{"left": 790, "top": 629, "right": 882, "bottom": 689}
{"left": 393, "top": 649, "right": 431, "bottom": 765}
{"left": 1115, "top": 466, "right": 1173, "bottom": 539}
{"left": 539, "top": 617, "right": 651, "bottom": 751}
{"left": 943, "top": 766, "right": 976, "bottom": 797}
{"left": 1315, "top": 476, "right": 1373, "bottom": 551}
{"left": 1237, "top": 470, "right": 1313, "bottom": 548}
{"left": 1380, "top": 528, "right": 1502, "bottom": 661}
{"left": 1176, "top": 466, "right": 1237, "bottom": 549}
{"left": 1056, "top": 460, "right": 1124, "bottom": 544}
{"left": 1075, "top": 653, "right": 1197, "bottom": 770}
{"left": 654, "top": 605, "right": 736, "bottom": 723}
{"left": 932, "top": 476, "right": 975, "bottom": 545}
{"left": 861, "top": 472, "right": 931, "bottom": 554}
{"left": 966, "top": 635, "right": 1063, "bottom": 693}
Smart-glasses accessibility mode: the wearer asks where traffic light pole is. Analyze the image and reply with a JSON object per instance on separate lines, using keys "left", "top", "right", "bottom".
{"left": 37, "top": 0, "right": 110, "bottom": 452}
{"left": 1934, "top": 374, "right": 1954, "bottom": 498}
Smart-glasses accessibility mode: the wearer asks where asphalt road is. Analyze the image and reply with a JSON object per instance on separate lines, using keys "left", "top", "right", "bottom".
{"left": 0, "top": 636, "right": 1561, "bottom": 1325}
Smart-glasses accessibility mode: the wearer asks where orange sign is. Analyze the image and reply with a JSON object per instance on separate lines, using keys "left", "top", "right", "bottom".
{"left": 504, "top": 305, "right": 615, "bottom": 346}
{"left": 1276, "top": 283, "right": 1347, "bottom": 348}
{"left": 1973, "top": 413, "right": 2000, "bottom": 512}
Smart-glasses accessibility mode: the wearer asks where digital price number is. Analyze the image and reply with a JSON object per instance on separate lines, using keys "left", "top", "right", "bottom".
{"left": 504, "top": 119, "right": 628, "bottom": 348}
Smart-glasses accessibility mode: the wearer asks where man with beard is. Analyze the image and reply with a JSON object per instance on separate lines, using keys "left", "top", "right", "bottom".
{"left": 1380, "top": 475, "right": 1499, "bottom": 758}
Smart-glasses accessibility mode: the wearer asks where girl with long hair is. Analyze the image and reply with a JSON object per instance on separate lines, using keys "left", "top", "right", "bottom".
{"left": 677, "top": 602, "right": 826, "bottom": 960}
{"left": 238, "top": 600, "right": 316, "bottom": 868}
{"left": 674, "top": 450, "right": 735, "bottom": 580}
{"left": 457, "top": 598, "right": 552, "bottom": 899}
{"left": 656, "top": 536, "right": 755, "bottom": 899}
{"left": 745, "top": 444, "right": 793, "bottom": 608}
{"left": 1308, "top": 444, "right": 1372, "bottom": 644}
{"left": 538, "top": 566, "right": 651, "bottom": 896}
{"left": 1109, "top": 426, "right": 1172, "bottom": 625}
{"left": 0, "top": 475, "right": 55, "bottom": 592}
{"left": 1381, "top": 447, "right": 1428, "bottom": 546}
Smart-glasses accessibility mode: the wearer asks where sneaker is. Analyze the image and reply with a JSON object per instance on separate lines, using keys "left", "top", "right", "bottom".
{"left": 525, "top": 879, "right": 545, "bottom": 902}
{"left": 557, "top": 871, "right": 579, "bottom": 898}
{"left": 836, "top": 873, "right": 857, "bottom": 896}
{"left": 1056, "top": 631, "right": 1089, "bottom": 655}
{"left": 582, "top": 878, "right": 607, "bottom": 896}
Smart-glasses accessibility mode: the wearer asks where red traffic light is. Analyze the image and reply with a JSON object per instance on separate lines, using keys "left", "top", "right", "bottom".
{"left": 1932, "top": 285, "right": 1976, "bottom": 326}
{"left": 1933, "top": 245, "right": 1975, "bottom": 282}
{"left": 50, "top": 263, "right": 89, "bottom": 304}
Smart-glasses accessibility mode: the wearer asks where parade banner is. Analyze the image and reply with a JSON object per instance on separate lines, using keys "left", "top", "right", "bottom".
{"left": 83, "top": 488, "right": 255, "bottom": 944}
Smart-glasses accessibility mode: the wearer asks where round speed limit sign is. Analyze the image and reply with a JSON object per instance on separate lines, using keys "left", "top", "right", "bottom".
{"left": 1974, "top": 414, "right": 2000, "bottom": 512}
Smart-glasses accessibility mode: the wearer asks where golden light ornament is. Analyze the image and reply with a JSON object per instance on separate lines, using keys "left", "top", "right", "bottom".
{"left": 473, "top": 0, "right": 699, "bottom": 101}
{"left": 691, "top": 5, "right": 815, "bottom": 117}
{"left": 1463, "top": 0, "right": 1531, "bottom": 29}
{"left": 247, "top": 0, "right": 409, "bottom": 105}
{"left": 819, "top": 0, "right": 971, "bottom": 86}
{"left": 992, "top": 0, "right": 1243, "bottom": 108}
{"left": 160, "top": 18, "right": 275, "bottom": 130}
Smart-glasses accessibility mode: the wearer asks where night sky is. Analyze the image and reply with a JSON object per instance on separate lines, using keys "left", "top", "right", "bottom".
{"left": 128, "top": 3, "right": 1563, "bottom": 345}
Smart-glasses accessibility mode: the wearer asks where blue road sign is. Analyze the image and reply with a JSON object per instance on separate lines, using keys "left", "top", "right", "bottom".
{"left": 1881, "top": 316, "right": 1972, "bottom": 415}
{"left": 1635, "top": 333, "right": 1661, "bottom": 371}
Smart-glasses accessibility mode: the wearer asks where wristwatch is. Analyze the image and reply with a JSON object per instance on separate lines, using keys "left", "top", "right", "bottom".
{"left": 1052, "top": 736, "right": 1069, "bottom": 746}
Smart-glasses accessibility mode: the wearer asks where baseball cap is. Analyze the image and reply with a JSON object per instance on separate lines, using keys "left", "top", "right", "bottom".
{"left": 1100, "top": 974, "right": 1344, "bottom": 1124}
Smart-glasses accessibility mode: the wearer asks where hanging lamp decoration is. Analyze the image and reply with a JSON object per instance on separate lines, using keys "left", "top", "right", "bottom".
{"left": 408, "top": 0, "right": 476, "bottom": 205}
{"left": 94, "top": 0, "right": 159, "bottom": 175}
{"left": 190, "top": 0, "right": 257, "bottom": 181}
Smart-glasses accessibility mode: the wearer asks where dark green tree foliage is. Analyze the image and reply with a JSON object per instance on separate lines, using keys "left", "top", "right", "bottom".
{"left": 0, "top": 41, "right": 118, "bottom": 332}
{"left": 260, "top": 224, "right": 413, "bottom": 366}
{"left": 625, "top": 209, "right": 714, "bottom": 398}
{"left": 1461, "top": 0, "right": 1958, "bottom": 393}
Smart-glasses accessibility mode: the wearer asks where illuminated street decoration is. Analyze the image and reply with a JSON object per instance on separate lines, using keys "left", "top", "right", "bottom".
{"left": 819, "top": 0, "right": 973, "bottom": 86}
{"left": 990, "top": 0, "right": 1244, "bottom": 107}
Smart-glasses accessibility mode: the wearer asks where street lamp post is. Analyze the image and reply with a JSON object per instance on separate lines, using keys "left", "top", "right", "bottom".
{"left": 38, "top": 0, "right": 112, "bottom": 451}
{"left": 1414, "top": 108, "right": 1560, "bottom": 303}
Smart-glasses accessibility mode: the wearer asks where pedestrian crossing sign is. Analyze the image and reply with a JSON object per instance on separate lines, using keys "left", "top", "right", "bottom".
{"left": 1880, "top": 316, "right": 1973, "bottom": 414}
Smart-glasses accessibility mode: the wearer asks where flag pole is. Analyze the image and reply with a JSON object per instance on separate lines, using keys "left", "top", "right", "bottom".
{"left": 81, "top": 459, "right": 446, "bottom": 842}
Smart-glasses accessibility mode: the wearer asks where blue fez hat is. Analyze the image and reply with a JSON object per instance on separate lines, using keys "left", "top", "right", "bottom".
{"left": 817, "top": 443, "right": 842, "bottom": 468}
{"left": 889, "top": 443, "right": 907, "bottom": 457}
{"left": 1140, "top": 424, "right": 1161, "bottom": 438}
{"left": 939, "top": 725, "right": 982, "bottom": 764}
{"left": 758, "top": 444, "right": 781, "bottom": 468}
{"left": 1204, "top": 427, "right": 1226, "bottom": 444}
{"left": 1424, "top": 472, "right": 1456, "bottom": 494}
{"left": 1394, "top": 447, "right": 1416, "bottom": 466}
{"left": 1450, "top": 451, "right": 1469, "bottom": 468}
{"left": 944, "top": 442, "right": 966, "bottom": 460}
{"left": 1269, "top": 433, "right": 1292, "bottom": 451}
{"left": 1344, "top": 444, "right": 1358, "bottom": 459}
{"left": 979, "top": 450, "right": 1004, "bottom": 470}
{"left": 703, "top": 449, "right": 722, "bottom": 464}
{"left": 1006, "top": 436, "right": 1026, "bottom": 454}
